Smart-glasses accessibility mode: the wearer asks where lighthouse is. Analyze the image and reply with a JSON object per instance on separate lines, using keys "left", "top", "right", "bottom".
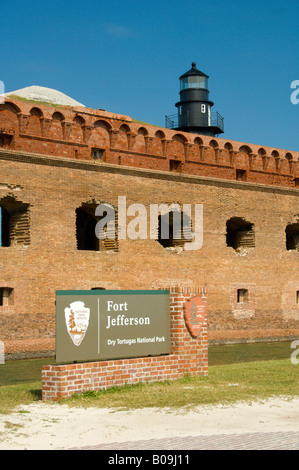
{"left": 166, "top": 62, "right": 224, "bottom": 136}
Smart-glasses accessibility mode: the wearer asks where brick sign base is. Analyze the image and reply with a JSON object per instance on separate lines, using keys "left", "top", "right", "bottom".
{"left": 41, "top": 287, "right": 208, "bottom": 401}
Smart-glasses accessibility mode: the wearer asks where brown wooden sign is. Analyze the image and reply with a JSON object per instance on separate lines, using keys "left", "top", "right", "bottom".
{"left": 183, "top": 295, "right": 207, "bottom": 338}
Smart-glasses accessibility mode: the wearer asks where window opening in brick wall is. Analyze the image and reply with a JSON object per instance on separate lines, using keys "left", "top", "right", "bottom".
{"left": 226, "top": 217, "right": 255, "bottom": 250}
{"left": 296, "top": 291, "right": 299, "bottom": 305}
{"left": 286, "top": 223, "right": 299, "bottom": 251}
{"left": 91, "top": 148, "right": 105, "bottom": 160}
{"left": 169, "top": 160, "right": 182, "bottom": 172}
{"left": 0, "top": 207, "right": 10, "bottom": 247}
{"left": 0, "top": 129, "right": 14, "bottom": 149}
{"left": 158, "top": 209, "right": 192, "bottom": 249}
{"left": 0, "top": 288, "right": 14, "bottom": 306}
{"left": 237, "top": 288, "right": 249, "bottom": 303}
{"left": 294, "top": 178, "right": 299, "bottom": 188}
{"left": 76, "top": 203, "right": 118, "bottom": 252}
{"left": 236, "top": 169, "right": 247, "bottom": 181}
{"left": 0, "top": 198, "right": 30, "bottom": 247}
{"left": 76, "top": 207, "right": 99, "bottom": 251}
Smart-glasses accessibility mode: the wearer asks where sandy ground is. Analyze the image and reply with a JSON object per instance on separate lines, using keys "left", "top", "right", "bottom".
{"left": 0, "top": 397, "right": 299, "bottom": 450}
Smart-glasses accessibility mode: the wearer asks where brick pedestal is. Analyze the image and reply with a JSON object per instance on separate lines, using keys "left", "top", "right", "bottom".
{"left": 41, "top": 287, "right": 208, "bottom": 401}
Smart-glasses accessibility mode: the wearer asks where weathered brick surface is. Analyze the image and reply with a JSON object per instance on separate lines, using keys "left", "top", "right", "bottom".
{"left": 0, "top": 96, "right": 298, "bottom": 358}
{"left": 1, "top": 97, "right": 298, "bottom": 187}
{"left": 41, "top": 287, "right": 208, "bottom": 401}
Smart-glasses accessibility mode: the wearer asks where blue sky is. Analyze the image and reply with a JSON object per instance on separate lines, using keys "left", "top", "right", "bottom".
{"left": 1, "top": 0, "right": 299, "bottom": 151}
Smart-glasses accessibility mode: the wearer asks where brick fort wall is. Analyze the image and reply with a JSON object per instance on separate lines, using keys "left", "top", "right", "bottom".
{"left": 0, "top": 96, "right": 298, "bottom": 358}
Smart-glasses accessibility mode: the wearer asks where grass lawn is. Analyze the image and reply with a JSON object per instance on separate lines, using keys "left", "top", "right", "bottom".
{"left": 0, "top": 358, "right": 298, "bottom": 414}
{"left": 0, "top": 341, "right": 293, "bottom": 386}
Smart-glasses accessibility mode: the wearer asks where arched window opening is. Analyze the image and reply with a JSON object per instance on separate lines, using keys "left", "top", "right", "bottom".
{"left": 226, "top": 217, "right": 255, "bottom": 251}
{"left": 224, "top": 142, "right": 233, "bottom": 151}
{"left": 239, "top": 145, "right": 252, "bottom": 156}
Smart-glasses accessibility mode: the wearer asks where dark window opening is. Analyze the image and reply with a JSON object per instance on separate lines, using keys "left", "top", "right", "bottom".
{"left": 91, "top": 148, "right": 105, "bottom": 160}
{"left": 0, "top": 288, "right": 14, "bottom": 306}
{"left": 296, "top": 291, "right": 299, "bottom": 304}
{"left": 294, "top": 178, "right": 299, "bottom": 188}
{"left": 0, "top": 132, "right": 13, "bottom": 149}
{"left": 158, "top": 210, "right": 192, "bottom": 249}
{"left": 91, "top": 287, "right": 106, "bottom": 290}
{"left": 237, "top": 288, "right": 249, "bottom": 303}
{"left": 236, "top": 169, "right": 247, "bottom": 181}
{"left": 169, "top": 160, "right": 182, "bottom": 172}
{"left": 226, "top": 217, "right": 255, "bottom": 250}
{"left": 0, "top": 207, "right": 10, "bottom": 247}
{"left": 76, "top": 207, "right": 99, "bottom": 251}
{"left": 0, "top": 199, "right": 30, "bottom": 247}
{"left": 76, "top": 203, "right": 118, "bottom": 252}
{"left": 286, "top": 223, "right": 299, "bottom": 251}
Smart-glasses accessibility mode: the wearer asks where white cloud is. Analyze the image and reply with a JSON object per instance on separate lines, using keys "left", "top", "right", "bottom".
{"left": 104, "top": 23, "right": 135, "bottom": 38}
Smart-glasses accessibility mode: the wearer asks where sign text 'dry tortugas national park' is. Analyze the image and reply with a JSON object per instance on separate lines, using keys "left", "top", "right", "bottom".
{"left": 56, "top": 290, "right": 171, "bottom": 363}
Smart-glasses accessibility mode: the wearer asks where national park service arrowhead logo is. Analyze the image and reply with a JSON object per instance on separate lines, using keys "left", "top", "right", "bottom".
{"left": 183, "top": 295, "right": 207, "bottom": 338}
{"left": 64, "top": 301, "right": 90, "bottom": 346}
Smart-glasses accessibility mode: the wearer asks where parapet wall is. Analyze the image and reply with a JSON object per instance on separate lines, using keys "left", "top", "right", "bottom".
{"left": 1, "top": 97, "right": 298, "bottom": 189}
{"left": 41, "top": 287, "right": 208, "bottom": 401}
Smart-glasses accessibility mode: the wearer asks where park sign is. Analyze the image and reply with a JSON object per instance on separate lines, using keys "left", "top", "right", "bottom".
{"left": 55, "top": 289, "right": 171, "bottom": 363}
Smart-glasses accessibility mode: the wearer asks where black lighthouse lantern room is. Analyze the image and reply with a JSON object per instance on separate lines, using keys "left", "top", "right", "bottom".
{"left": 165, "top": 62, "right": 224, "bottom": 136}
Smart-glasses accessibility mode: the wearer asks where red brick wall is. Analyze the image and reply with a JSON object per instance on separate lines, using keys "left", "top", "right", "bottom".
{"left": 0, "top": 148, "right": 298, "bottom": 357}
{"left": 1, "top": 97, "right": 298, "bottom": 189}
{"left": 41, "top": 287, "right": 208, "bottom": 401}
{"left": 0, "top": 95, "right": 299, "bottom": 358}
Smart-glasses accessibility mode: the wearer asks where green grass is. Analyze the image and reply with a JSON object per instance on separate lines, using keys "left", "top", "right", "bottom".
{"left": 0, "top": 342, "right": 297, "bottom": 414}
{"left": 0, "top": 358, "right": 55, "bottom": 387}
{"left": 0, "top": 342, "right": 292, "bottom": 387}
{"left": 63, "top": 358, "right": 299, "bottom": 410}
{"left": 7, "top": 95, "right": 67, "bottom": 108}
{"left": 0, "top": 358, "right": 298, "bottom": 414}
{"left": 208, "top": 341, "right": 293, "bottom": 365}
{"left": 0, "top": 382, "right": 42, "bottom": 414}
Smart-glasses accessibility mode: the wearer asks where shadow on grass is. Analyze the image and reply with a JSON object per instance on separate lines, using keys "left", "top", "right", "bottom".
{"left": 29, "top": 389, "right": 42, "bottom": 401}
